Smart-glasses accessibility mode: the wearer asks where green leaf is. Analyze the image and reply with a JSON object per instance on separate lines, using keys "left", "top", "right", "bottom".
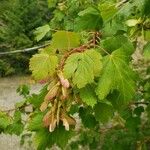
{"left": 142, "top": 0, "right": 150, "bottom": 17}
{"left": 34, "top": 24, "right": 51, "bottom": 42}
{"left": 102, "top": 18, "right": 127, "bottom": 36}
{"left": 79, "top": 107, "right": 97, "bottom": 128}
{"left": 28, "top": 85, "right": 48, "bottom": 108}
{"left": 28, "top": 113, "right": 44, "bottom": 131}
{"left": 126, "top": 19, "right": 139, "bottom": 27}
{"left": 99, "top": 2, "right": 117, "bottom": 22}
{"left": 125, "top": 116, "right": 141, "bottom": 131}
{"left": 144, "top": 30, "right": 150, "bottom": 41}
{"left": 100, "top": 35, "right": 134, "bottom": 55}
{"left": 51, "top": 31, "right": 80, "bottom": 51}
{"left": 33, "top": 125, "right": 74, "bottom": 150}
{"left": 64, "top": 50, "right": 102, "bottom": 88}
{"left": 146, "top": 104, "right": 150, "bottom": 120}
{"left": 134, "top": 106, "right": 144, "bottom": 116}
{"left": 47, "top": 0, "right": 57, "bottom": 8}
{"left": 143, "top": 42, "right": 150, "bottom": 59}
{"left": 33, "top": 129, "right": 51, "bottom": 150}
{"left": 16, "top": 84, "right": 30, "bottom": 98}
{"left": 14, "top": 111, "right": 22, "bottom": 123}
{"left": 94, "top": 102, "right": 113, "bottom": 123}
{"left": 96, "top": 49, "right": 136, "bottom": 104}
{"left": 75, "top": 7, "right": 103, "bottom": 31}
{"left": 29, "top": 53, "right": 58, "bottom": 81}
{"left": 15, "top": 99, "right": 26, "bottom": 108}
{"left": 6, "top": 123, "right": 24, "bottom": 135}
{"left": 80, "top": 85, "right": 97, "bottom": 107}
{"left": 78, "top": 7, "right": 100, "bottom": 16}
{"left": 0, "top": 112, "right": 12, "bottom": 130}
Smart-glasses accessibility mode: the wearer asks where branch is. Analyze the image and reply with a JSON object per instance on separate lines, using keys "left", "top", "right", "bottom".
{"left": 116, "top": 0, "right": 128, "bottom": 8}
{"left": 0, "top": 43, "right": 50, "bottom": 56}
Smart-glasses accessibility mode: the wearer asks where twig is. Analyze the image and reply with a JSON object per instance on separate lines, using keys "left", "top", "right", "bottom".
{"left": 116, "top": 0, "right": 128, "bottom": 8}
{"left": 0, "top": 43, "right": 50, "bottom": 56}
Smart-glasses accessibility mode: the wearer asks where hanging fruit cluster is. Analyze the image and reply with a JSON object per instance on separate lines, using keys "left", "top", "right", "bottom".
{"left": 40, "top": 71, "right": 76, "bottom": 132}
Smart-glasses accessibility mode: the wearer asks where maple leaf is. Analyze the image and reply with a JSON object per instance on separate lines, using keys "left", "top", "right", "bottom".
{"left": 94, "top": 102, "right": 114, "bottom": 123}
{"left": 80, "top": 85, "right": 97, "bottom": 107}
{"left": 96, "top": 48, "right": 136, "bottom": 104}
{"left": 75, "top": 7, "right": 103, "bottom": 31}
{"left": 51, "top": 31, "right": 80, "bottom": 51}
{"left": 29, "top": 53, "right": 58, "bottom": 81}
{"left": 63, "top": 50, "right": 102, "bottom": 88}
{"left": 34, "top": 24, "right": 51, "bottom": 42}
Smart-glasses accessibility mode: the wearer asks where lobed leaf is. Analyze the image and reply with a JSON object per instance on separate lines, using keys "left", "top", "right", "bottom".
{"left": 33, "top": 125, "right": 74, "bottom": 150}
{"left": 51, "top": 31, "right": 80, "bottom": 51}
{"left": 100, "top": 35, "right": 134, "bottom": 55}
{"left": 34, "top": 24, "right": 51, "bottom": 42}
{"left": 96, "top": 48, "right": 136, "bottom": 104}
{"left": 0, "top": 112, "right": 12, "bottom": 130}
{"left": 79, "top": 107, "right": 97, "bottom": 128}
{"left": 94, "top": 102, "right": 114, "bottom": 123}
{"left": 47, "top": 0, "right": 57, "bottom": 8}
{"left": 29, "top": 53, "right": 58, "bottom": 81}
{"left": 64, "top": 50, "right": 102, "bottom": 88}
{"left": 99, "top": 2, "right": 117, "bottom": 23}
{"left": 75, "top": 7, "right": 103, "bottom": 31}
{"left": 80, "top": 85, "right": 97, "bottom": 107}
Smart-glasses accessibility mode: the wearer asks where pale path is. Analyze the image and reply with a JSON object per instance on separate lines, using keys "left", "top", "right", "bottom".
{"left": 0, "top": 76, "right": 42, "bottom": 150}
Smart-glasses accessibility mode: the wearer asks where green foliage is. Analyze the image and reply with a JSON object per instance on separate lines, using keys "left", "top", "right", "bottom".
{"left": 28, "top": 112, "right": 74, "bottom": 149}
{"left": 28, "top": 113, "right": 44, "bottom": 131}
{"left": 79, "top": 85, "right": 97, "bottom": 107}
{"left": 33, "top": 125, "right": 74, "bottom": 150}
{"left": 94, "top": 102, "right": 114, "bottom": 123}
{"left": 1, "top": 0, "right": 150, "bottom": 149}
{"left": 64, "top": 49, "right": 102, "bottom": 88}
{"left": 29, "top": 53, "right": 58, "bottom": 80}
{"left": 96, "top": 49, "right": 136, "bottom": 104}
{"left": 99, "top": 1, "right": 117, "bottom": 23}
{"left": 47, "top": 0, "right": 57, "bottom": 8}
{"left": 51, "top": 31, "right": 81, "bottom": 51}
{"left": 100, "top": 34, "right": 134, "bottom": 55}
{"left": 34, "top": 24, "right": 51, "bottom": 42}
{"left": 75, "top": 6, "right": 103, "bottom": 31}
{"left": 143, "top": 42, "right": 150, "bottom": 59}
{"left": 143, "top": 0, "right": 150, "bottom": 17}
{"left": 0, "top": 0, "right": 50, "bottom": 76}
{"left": 28, "top": 85, "right": 48, "bottom": 108}
{"left": 17, "top": 84, "right": 30, "bottom": 98}
{"left": 79, "top": 107, "right": 98, "bottom": 128}
{"left": 0, "top": 112, "right": 12, "bottom": 131}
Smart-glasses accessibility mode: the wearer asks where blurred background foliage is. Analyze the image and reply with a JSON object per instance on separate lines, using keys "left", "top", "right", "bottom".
{"left": 0, "top": 0, "right": 50, "bottom": 76}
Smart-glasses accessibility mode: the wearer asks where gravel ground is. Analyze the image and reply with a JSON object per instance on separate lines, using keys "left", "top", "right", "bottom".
{"left": 0, "top": 76, "right": 42, "bottom": 150}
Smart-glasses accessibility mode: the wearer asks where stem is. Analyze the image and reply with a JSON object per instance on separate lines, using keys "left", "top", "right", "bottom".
{"left": 116, "top": 0, "right": 128, "bottom": 8}
{"left": 96, "top": 45, "right": 111, "bottom": 55}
